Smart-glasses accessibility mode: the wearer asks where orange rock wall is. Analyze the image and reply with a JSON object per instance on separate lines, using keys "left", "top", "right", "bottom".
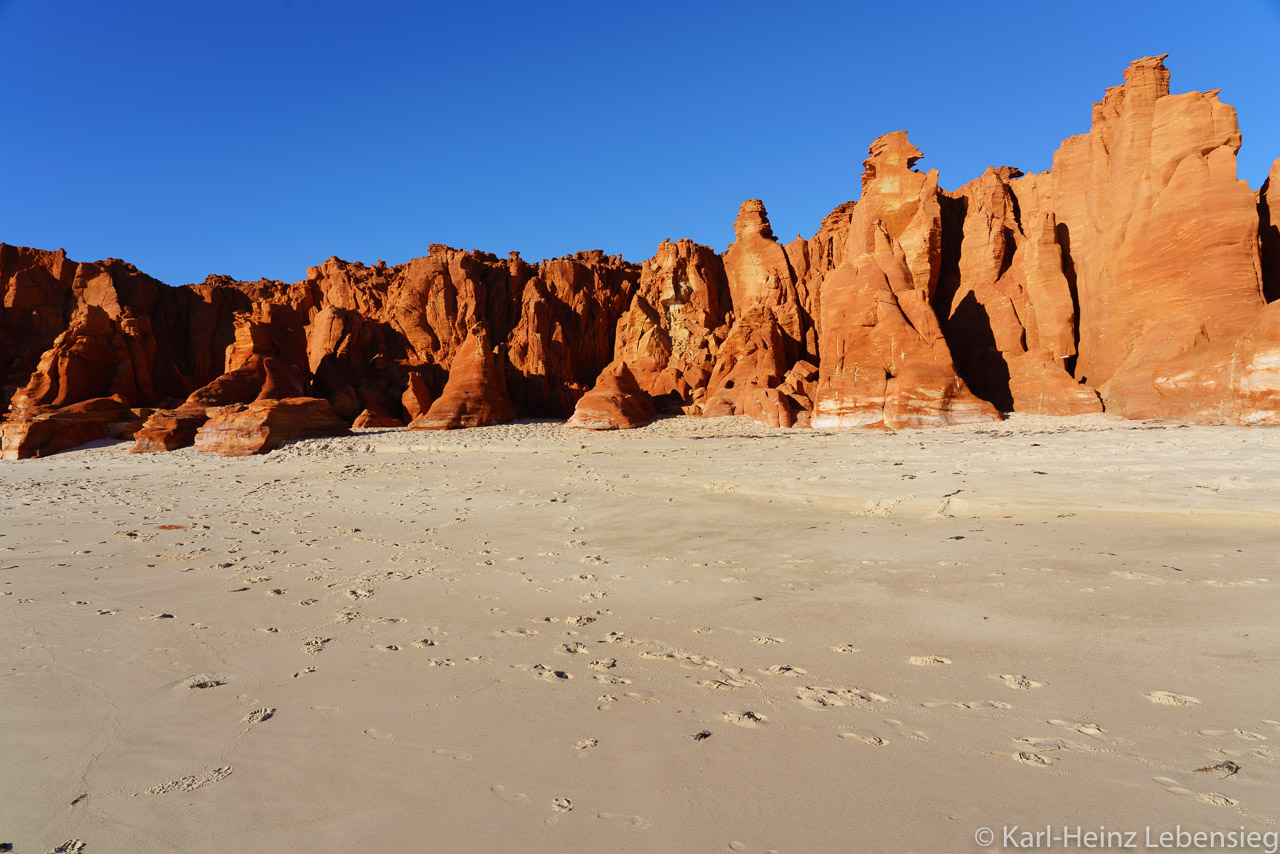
{"left": 3, "top": 56, "right": 1278, "bottom": 455}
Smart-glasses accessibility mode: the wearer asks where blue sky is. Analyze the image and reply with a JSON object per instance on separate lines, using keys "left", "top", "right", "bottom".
{"left": 2, "top": 0, "right": 1278, "bottom": 286}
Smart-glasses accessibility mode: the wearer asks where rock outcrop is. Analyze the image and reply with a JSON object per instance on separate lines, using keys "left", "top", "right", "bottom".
{"left": 701, "top": 200, "right": 814, "bottom": 426}
{"left": 1046, "top": 55, "right": 1266, "bottom": 418}
{"left": 1151, "top": 303, "right": 1280, "bottom": 425}
{"left": 3, "top": 55, "right": 1279, "bottom": 456}
{"left": 602, "top": 238, "right": 730, "bottom": 413}
{"left": 811, "top": 133, "right": 999, "bottom": 429}
{"left": 938, "top": 167, "right": 1101, "bottom": 416}
{"left": 408, "top": 329, "right": 517, "bottom": 430}
{"left": 193, "top": 397, "right": 351, "bottom": 456}
{"left": 566, "top": 362, "right": 656, "bottom": 430}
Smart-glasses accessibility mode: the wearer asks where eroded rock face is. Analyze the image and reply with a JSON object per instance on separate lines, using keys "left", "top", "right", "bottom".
{"left": 193, "top": 397, "right": 350, "bottom": 456}
{"left": 408, "top": 329, "right": 517, "bottom": 430}
{"left": 566, "top": 362, "right": 655, "bottom": 430}
{"left": 3, "top": 56, "right": 1279, "bottom": 454}
{"left": 1047, "top": 55, "right": 1265, "bottom": 417}
{"left": 702, "top": 201, "right": 815, "bottom": 426}
{"left": 132, "top": 303, "right": 312, "bottom": 452}
{"left": 812, "top": 134, "right": 999, "bottom": 429}
{"left": 602, "top": 239, "right": 731, "bottom": 414}
{"left": 939, "top": 167, "right": 1101, "bottom": 416}
{"left": 0, "top": 397, "right": 140, "bottom": 460}
{"left": 1152, "top": 303, "right": 1280, "bottom": 425}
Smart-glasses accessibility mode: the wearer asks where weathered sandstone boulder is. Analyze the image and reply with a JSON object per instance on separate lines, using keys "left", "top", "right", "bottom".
{"left": 566, "top": 362, "right": 655, "bottom": 430}
{"left": 193, "top": 397, "right": 350, "bottom": 456}
{"left": 352, "top": 407, "right": 404, "bottom": 428}
{"left": 0, "top": 396, "right": 139, "bottom": 459}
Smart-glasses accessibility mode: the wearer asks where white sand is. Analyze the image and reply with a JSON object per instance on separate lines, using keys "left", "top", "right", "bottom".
{"left": 2, "top": 415, "right": 1277, "bottom": 853}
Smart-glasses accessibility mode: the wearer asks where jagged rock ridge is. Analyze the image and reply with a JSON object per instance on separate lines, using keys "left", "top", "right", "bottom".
{"left": 2, "top": 56, "right": 1278, "bottom": 457}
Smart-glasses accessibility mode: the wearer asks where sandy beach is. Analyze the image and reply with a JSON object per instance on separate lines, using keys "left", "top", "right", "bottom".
{"left": 2, "top": 415, "right": 1277, "bottom": 853}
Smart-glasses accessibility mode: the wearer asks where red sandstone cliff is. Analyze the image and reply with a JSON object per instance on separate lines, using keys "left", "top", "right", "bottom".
{"left": 3, "top": 56, "right": 1278, "bottom": 457}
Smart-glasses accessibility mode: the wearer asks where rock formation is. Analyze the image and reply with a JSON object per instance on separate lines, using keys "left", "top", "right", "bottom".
{"left": 408, "top": 329, "right": 517, "bottom": 430}
{"left": 811, "top": 133, "right": 999, "bottom": 429}
{"left": 938, "top": 167, "right": 1101, "bottom": 416}
{"left": 193, "top": 397, "right": 350, "bottom": 456}
{"left": 1046, "top": 55, "right": 1266, "bottom": 418}
{"left": 605, "top": 238, "right": 730, "bottom": 413}
{"left": 2, "top": 55, "right": 1278, "bottom": 457}
{"left": 566, "top": 362, "right": 656, "bottom": 430}
{"left": 702, "top": 200, "right": 814, "bottom": 425}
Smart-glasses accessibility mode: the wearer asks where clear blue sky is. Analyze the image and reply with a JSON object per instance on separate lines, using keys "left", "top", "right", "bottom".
{"left": 2, "top": 0, "right": 1278, "bottom": 286}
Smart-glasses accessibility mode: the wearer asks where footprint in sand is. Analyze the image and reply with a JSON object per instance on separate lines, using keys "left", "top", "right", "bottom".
{"left": 1198, "top": 728, "right": 1267, "bottom": 741}
{"left": 723, "top": 711, "right": 768, "bottom": 728}
{"left": 838, "top": 732, "right": 888, "bottom": 745}
{"left": 760, "top": 664, "right": 807, "bottom": 677}
{"left": 883, "top": 719, "right": 929, "bottom": 741}
{"left": 431, "top": 749, "right": 474, "bottom": 761}
{"left": 993, "top": 673, "right": 1044, "bottom": 690}
{"left": 142, "top": 766, "right": 232, "bottom": 794}
{"left": 1153, "top": 777, "right": 1238, "bottom": 807}
{"left": 241, "top": 708, "right": 275, "bottom": 724}
{"left": 575, "top": 738, "right": 598, "bottom": 750}
{"left": 302, "top": 637, "right": 333, "bottom": 656}
{"left": 751, "top": 636, "right": 784, "bottom": 645}
{"left": 922, "top": 699, "right": 1011, "bottom": 710}
{"left": 293, "top": 667, "right": 316, "bottom": 678}
{"left": 908, "top": 656, "right": 951, "bottom": 666}
{"left": 699, "top": 677, "right": 751, "bottom": 691}
{"left": 140, "top": 613, "right": 174, "bottom": 620}
{"left": 588, "top": 658, "right": 616, "bottom": 671}
{"left": 297, "top": 598, "right": 318, "bottom": 606}
{"left": 1145, "top": 691, "right": 1200, "bottom": 706}
{"left": 502, "top": 628, "right": 538, "bottom": 638}
{"left": 491, "top": 785, "right": 530, "bottom": 805}
{"left": 426, "top": 658, "right": 455, "bottom": 667}
{"left": 1048, "top": 719, "right": 1108, "bottom": 739}
{"left": 412, "top": 639, "right": 437, "bottom": 648}
{"left": 49, "top": 841, "right": 86, "bottom": 853}
{"left": 363, "top": 729, "right": 394, "bottom": 741}
{"left": 375, "top": 644, "right": 400, "bottom": 652}
{"left": 1015, "top": 736, "right": 1095, "bottom": 753}
{"left": 530, "top": 664, "right": 572, "bottom": 681}
{"left": 557, "top": 642, "right": 588, "bottom": 655}
{"left": 187, "top": 675, "right": 227, "bottom": 690}
{"left": 96, "top": 608, "right": 118, "bottom": 616}
{"left": 1014, "top": 751, "right": 1054, "bottom": 768}
{"left": 596, "top": 813, "right": 651, "bottom": 828}
{"left": 831, "top": 644, "right": 860, "bottom": 654}
{"left": 797, "top": 686, "right": 889, "bottom": 709}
